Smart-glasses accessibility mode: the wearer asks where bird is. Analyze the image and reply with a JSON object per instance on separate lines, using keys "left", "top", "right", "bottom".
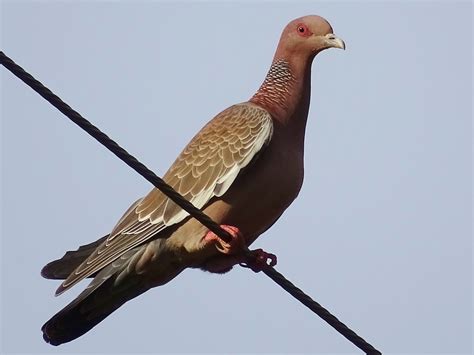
{"left": 41, "top": 14, "right": 345, "bottom": 346}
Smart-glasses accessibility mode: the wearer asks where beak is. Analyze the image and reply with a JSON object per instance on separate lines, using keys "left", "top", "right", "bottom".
{"left": 324, "top": 33, "right": 346, "bottom": 50}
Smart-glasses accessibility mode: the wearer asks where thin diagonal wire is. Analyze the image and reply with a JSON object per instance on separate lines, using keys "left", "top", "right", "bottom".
{"left": 1, "top": 51, "right": 381, "bottom": 355}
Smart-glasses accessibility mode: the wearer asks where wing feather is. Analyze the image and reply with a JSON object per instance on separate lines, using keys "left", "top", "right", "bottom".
{"left": 57, "top": 103, "right": 273, "bottom": 295}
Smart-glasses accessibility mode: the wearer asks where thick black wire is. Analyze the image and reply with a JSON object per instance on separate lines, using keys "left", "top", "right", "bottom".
{"left": 1, "top": 50, "right": 381, "bottom": 355}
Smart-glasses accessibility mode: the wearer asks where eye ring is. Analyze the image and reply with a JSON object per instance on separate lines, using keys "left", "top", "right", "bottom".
{"left": 296, "top": 24, "right": 310, "bottom": 37}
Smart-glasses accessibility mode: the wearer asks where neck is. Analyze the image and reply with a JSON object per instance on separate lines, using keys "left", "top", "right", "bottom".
{"left": 249, "top": 55, "right": 313, "bottom": 128}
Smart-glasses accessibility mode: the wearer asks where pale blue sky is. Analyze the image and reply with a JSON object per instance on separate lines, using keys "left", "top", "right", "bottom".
{"left": 1, "top": 1, "right": 472, "bottom": 354}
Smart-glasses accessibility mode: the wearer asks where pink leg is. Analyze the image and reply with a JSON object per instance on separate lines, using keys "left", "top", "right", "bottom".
{"left": 203, "top": 225, "right": 246, "bottom": 255}
{"left": 202, "top": 225, "right": 278, "bottom": 273}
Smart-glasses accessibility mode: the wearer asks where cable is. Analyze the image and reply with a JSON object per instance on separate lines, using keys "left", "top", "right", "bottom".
{"left": 1, "top": 50, "right": 381, "bottom": 354}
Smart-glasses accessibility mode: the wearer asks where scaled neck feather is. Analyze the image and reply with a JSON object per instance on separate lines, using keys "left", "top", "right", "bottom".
{"left": 250, "top": 60, "right": 295, "bottom": 114}
{"left": 250, "top": 56, "right": 312, "bottom": 129}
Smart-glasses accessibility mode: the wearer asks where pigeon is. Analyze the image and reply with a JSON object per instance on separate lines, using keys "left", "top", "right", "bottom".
{"left": 41, "top": 14, "right": 345, "bottom": 345}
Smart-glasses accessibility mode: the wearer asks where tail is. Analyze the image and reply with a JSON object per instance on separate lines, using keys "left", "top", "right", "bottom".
{"left": 41, "top": 235, "right": 109, "bottom": 280}
{"left": 42, "top": 273, "right": 148, "bottom": 346}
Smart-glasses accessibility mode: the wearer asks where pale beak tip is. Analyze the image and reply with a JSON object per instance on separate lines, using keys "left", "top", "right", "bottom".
{"left": 326, "top": 34, "right": 346, "bottom": 50}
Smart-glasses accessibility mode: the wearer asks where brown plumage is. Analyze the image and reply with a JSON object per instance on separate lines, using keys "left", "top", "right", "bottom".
{"left": 41, "top": 15, "right": 345, "bottom": 345}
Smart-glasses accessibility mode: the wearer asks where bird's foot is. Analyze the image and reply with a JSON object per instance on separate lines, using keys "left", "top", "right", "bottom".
{"left": 203, "top": 225, "right": 246, "bottom": 255}
{"left": 241, "top": 249, "right": 277, "bottom": 272}
{"left": 202, "top": 226, "right": 277, "bottom": 273}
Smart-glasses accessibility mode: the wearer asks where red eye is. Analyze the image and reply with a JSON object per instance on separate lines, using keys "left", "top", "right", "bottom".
{"left": 296, "top": 24, "right": 310, "bottom": 37}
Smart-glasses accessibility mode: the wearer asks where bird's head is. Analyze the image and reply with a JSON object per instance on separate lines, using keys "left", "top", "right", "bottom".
{"left": 276, "top": 15, "right": 345, "bottom": 60}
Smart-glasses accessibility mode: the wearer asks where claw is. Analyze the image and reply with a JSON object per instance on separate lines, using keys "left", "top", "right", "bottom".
{"left": 203, "top": 225, "right": 245, "bottom": 255}
{"left": 241, "top": 248, "right": 278, "bottom": 272}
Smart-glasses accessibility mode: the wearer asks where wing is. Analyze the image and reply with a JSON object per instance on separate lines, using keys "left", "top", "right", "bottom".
{"left": 56, "top": 103, "right": 273, "bottom": 295}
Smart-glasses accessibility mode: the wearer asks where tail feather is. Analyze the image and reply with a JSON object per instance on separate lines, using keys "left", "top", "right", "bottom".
{"left": 41, "top": 235, "right": 109, "bottom": 280}
{"left": 42, "top": 275, "right": 148, "bottom": 346}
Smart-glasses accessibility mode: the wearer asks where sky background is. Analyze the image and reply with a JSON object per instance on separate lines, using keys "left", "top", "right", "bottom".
{"left": 1, "top": 1, "right": 472, "bottom": 354}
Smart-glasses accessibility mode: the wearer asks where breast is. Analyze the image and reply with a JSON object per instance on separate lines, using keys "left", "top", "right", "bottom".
{"left": 203, "top": 136, "right": 305, "bottom": 241}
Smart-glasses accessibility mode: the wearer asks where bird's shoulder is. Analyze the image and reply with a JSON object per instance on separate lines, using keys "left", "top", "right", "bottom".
{"left": 183, "top": 102, "right": 273, "bottom": 147}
